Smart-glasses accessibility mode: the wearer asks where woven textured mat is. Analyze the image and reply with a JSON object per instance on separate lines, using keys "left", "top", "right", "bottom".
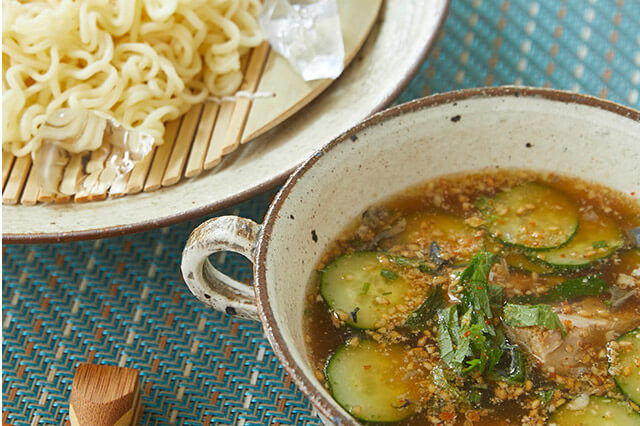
{"left": 3, "top": 0, "right": 639, "bottom": 424}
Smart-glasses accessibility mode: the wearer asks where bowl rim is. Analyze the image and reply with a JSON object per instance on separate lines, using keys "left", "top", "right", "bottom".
{"left": 3, "top": 0, "right": 452, "bottom": 245}
{"left": 255, "top": 86, "right": 640, "bottom": 424}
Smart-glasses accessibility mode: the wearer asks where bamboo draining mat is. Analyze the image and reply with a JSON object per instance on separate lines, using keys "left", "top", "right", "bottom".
{"left": 2, "top": 0, "right": 382, "bottom": 205}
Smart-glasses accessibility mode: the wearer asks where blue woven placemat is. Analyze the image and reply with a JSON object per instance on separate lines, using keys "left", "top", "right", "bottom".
{"left": 3, "top": 1, "right": 639, "bottom": 424}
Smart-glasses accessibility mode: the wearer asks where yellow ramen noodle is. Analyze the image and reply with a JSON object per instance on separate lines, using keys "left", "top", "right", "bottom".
{"left": 2, "top": 0, "right": 263, "bottom": 157}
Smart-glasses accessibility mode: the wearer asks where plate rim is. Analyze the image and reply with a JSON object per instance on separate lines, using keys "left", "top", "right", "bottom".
{"left": 3, "top": 0, "right": 452, "bottom": 244}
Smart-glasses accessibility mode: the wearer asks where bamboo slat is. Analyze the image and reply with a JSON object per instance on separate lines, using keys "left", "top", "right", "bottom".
{"left": 37, "top": 190, "right": 55, "bottom": 203}
{"left": 144, "top": 119, "right": 181, "bottom": 192}
{"left": 184, "top": 103, "right": 219, "bottom": 178}
{"left": 59, "top": 155, "right": 83, "bottom": 196}
{"left": 3, "top": 152, "right": 15, "bottom": 189}
{"left": 203, "top": 102, "right": 234, "bottom": 170}
{"left": 221, "top": 42, "right": 270, "bottom": 155}
{"left": 3, "top": 156, "right": 31, "bottom": 205}
{"left": 126, "top": 149, "right": 155, "bottom": 195}
{"left": 75, "top": 150, "right": 107, "bottom": 202}
{"left": 20, "top": 168, "right": 40, "bottom": 205}
{"left": 162, "top": 105, "right": 203, "bottom": 186}
{"left": 108, "top": 171, "right": 130, "bottom": 198}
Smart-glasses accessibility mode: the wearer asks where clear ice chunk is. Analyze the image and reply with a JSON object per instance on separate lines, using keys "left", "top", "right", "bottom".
{"left": 259, "top": 0, "right": 345, "bottom": 81}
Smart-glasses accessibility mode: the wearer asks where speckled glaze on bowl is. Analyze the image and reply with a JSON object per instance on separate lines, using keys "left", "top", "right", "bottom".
{"left": 181, "top": 87, "right": 640, "bottom": 425}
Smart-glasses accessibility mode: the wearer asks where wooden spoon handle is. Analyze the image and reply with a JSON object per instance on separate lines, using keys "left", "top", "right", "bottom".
{"left": 69, "top": 363, "right": 142, "bottom": 426}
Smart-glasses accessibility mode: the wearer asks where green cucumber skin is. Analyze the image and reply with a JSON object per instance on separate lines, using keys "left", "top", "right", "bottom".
{"left": 612, "top": 327, "right": 640, "bottom": 405}
{"left": 492, "top": 225, "right": 579, "bottom": 252}
{"left": 530, "top": 248, "right": 621, "bottom": 270}
{"left": 509, "top": 275, "right": 608, "bottom": 305}
{"left": 503, "top": 252, "right": 554, "bottom": 275}
{"left": 325, "top": 345, "right": 371, "bottom": 422}
{"left": 319, "top": 252, "right": 374, "bottom": 331}
{"left": 325, "top": 345, "right": 385, "bottom": 423}
{"left": 550, "top": 396, "right": 640, "bottom": 425}
{"left": 529, "top": 207, "right": 625, "bottom": 268}
{"left": 476, "top": 182, "right": 580, "bottom": 252}
{"left": 324, "top": 342, "right": 415, "bottom": 423}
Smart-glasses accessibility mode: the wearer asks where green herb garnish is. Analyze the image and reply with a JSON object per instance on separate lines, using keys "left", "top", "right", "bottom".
{"left": 468, "top": 389, "right": 483, "bottom": 408}
{"left": 474, "top": 195, "right": 491, "bottom": 210}
{"left": 592, "top": 240, "right": 608, "bottom": 248}
{"left": 431, "top": 365, "right": 462, "bottom": 401}
{"left": 503, "top": 303, "right": 566, "bottom": 337}
{"left": 390, "top": 255, "right": 433, "bottom": 273}
{"left": 458, "top": 251, "right": 496, "bottom": 320}
{"left": 418, "top": 263, "right": 434, "bottom": 273}
{"left": 405, "top": 286, "right": 444, "bottom": 329}
{"left": 304, "top": 308, "right": 312, "bottom": 316}
{"left": 390, "top": 256, "right": 416, "bottom": 267}
{"left": 360, "top": 282, "right": 371, "bottom": 295}
{"left": 537, "top": 388, "right": 555, "bottom": 406}
{"left": 380, "top": 269, "right": 398, "bottom": 280}
{"left": 437, "top": 251, "right": 506, "bottom": 375}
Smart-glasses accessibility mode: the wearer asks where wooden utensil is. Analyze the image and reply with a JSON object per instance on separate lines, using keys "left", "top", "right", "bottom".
{"left": 69, "top": 363, "right": 141, "bottom": 426}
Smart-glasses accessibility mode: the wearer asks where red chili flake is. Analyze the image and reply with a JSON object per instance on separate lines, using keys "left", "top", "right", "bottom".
{"left": 529, "top": 221, "right": 536, "bottom": 227}
{"left": 631, "top": 192, "right": 636, "bottom": 196}
{"left": 560, "top": 254, "right": 566, "bottom": 258}
{"left": 486, "top": 320, "right": 491, "bottom": 324}
{"left": 363, "top": 365, "right": 371, "bottom": 370}
{"left": 478, "top": 286, "right": 483, "bottom": 290}
{"left": 440, "top": 410, "right": 455, "bottom": 421}
{"left": 465, "top": 330, "right": 471, "bottom": 337}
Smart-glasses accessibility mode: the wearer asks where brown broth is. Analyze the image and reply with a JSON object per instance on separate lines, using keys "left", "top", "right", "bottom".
{"left": 303, "top": 169, "right": 640, "bottom": 425}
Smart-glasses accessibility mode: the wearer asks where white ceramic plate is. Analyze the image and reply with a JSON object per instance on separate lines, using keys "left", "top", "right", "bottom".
{"left": 3, "top": 0, "right": 449, "bottom": 243}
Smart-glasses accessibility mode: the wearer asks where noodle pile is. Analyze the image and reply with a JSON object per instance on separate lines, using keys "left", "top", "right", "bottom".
{"left": 2, "top": 0, "right": 263, "bottom": 157}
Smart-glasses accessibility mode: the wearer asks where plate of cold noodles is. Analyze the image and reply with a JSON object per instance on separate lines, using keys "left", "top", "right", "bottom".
{"left": 2, "top": 0, "right": 449, "bottom": 242}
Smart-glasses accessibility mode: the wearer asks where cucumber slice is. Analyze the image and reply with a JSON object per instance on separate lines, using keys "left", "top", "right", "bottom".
{"left": 611, "top": 328, "right": 640, "bottom": 404}
{"left": 533, "top": 208, "right": 624, "bottom": 268}
{"left": 504, "top": 252, "right": 553, "bottom": 274}
{"left": 549, "top": 396, "right": 640, "bottom": 425}
{"left": 320, "top": 252, "right": 412, "bottom": 329}
{"left": 478, "top": 182, "right": 579, "bottom": 250}
{"left": 325, "top": 340, "right": 416, "bottom": 422}
{"left": 384, "top": 212, "right": 482, "bottom": 264}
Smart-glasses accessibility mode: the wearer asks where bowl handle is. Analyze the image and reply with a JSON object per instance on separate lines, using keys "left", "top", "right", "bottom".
{"left": 181, "top": 216, "right": 261, "bottom": 321}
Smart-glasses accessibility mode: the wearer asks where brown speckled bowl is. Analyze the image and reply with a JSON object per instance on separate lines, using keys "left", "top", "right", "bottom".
{"left": 181, "top": 87, "right": 640, "bottom": 424}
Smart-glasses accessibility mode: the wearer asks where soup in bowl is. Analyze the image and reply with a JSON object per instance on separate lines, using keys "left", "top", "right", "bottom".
{"left": 304, "top": 169, "right": 640, "bottom": 424}
{"left": 180, "top": 88, "right": 640, "bottom": 425}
